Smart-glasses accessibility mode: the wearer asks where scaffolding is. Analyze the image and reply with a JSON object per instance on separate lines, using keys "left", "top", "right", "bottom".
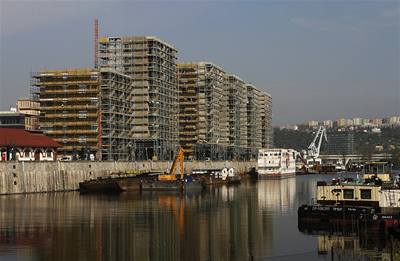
{"left": 227, "top": 74, "right": 248, "bottom": 159}
{"left": 99, "top": 69, "right": 134, "bottom": 160}
{"left": 178, "top": 63, "right": 272, "bottom": 161}
{"left": 260, "top": 92, "right": 273, "bottom": 148}
{"left": 32, "top": 68, "right": 136, "bottom": 160}
{"left": 178, "top": 62, "right": 229, "bottom": 160}
{"left": 99, "top": 36, "right": 178, "bottom": 160}
{"left": 246, "top": 84, "right": 263, "bottom": 159}
{"left": 31, "top": 69, "right": 101, "bottom": 159}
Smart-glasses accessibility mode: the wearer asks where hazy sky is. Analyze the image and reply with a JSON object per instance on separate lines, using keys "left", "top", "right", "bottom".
{"left": 0, "top": 0, "right": 399, "bottom": 125}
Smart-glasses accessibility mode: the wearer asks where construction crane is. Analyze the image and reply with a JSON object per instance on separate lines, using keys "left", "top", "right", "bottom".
{"left": 158, "top": 146, "right": 184, "bottom": 181}
{"left": 307, "top": 126, "right": 328, "bottom": 161}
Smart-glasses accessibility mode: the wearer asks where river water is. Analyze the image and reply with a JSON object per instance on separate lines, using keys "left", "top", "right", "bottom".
{"left": 0, "top": 174, "right": 398, "bottom": 261}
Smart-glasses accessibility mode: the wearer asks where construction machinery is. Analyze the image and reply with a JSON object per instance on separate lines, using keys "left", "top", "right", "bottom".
{"left": 141, "top": 146, "right": 203, "bottom": 191}
{"left": 158, "top": 146, "right": 185, "bottom": 181}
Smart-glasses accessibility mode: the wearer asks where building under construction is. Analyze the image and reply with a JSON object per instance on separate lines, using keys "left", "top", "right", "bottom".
{"left": 178, "top": 62, "right": 229, "bottom": 160}
{"left": 260, "top": 92, "right": 273, "bottom": 149}
{"left": 98, "top": 36, "right": 178, "bottom": 160}
{"left": 178, "top": 62, "right": 272, "bottom": 160}
{"left": 246, "top": 84, "right": 263, "bottom": 158}
{"left": 226, "top": 74, "right": 248, "bottom": 160}
{"left": 32, "top": 68, "right": 134, "bottom": 160}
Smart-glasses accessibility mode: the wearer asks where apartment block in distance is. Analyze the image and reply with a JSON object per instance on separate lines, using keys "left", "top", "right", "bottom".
{"left": 16, "top": 99, "right": 40, "bottom": 131}
{"left": 99, "top": 36, "right": 178, "bottom": 160}
{"left": 178, "top": 62, "right": 229, "bottom": 160}
{"left": 32, "top": 68, "right": 134, "bottom": 160}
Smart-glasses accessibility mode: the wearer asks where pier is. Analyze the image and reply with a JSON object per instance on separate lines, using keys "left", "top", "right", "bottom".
{"left": 0, "top": 161, "right": 255, "bottom": 195}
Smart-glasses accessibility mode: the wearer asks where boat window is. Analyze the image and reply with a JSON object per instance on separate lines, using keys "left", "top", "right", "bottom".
{"left": 365, "top": 163, "right": 387, "bottom": 174}
{"left": 343, "top": 189, "right": 354, "bottom": 199}
{"left": 360, "top": 189, "right": 371, "bottom": 200}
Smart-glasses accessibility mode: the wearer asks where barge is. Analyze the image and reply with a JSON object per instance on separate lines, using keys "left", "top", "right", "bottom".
{"left": 192, "top": 168, "right": 241, "bottom": 185}
{"left": 79, "top": 172, "right": 157, "bottom": 193}
{"left": 299, "top": 162, "right": 400, "bottom": 232}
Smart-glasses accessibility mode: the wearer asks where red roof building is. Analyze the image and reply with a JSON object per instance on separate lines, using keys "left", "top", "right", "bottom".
{"left": 0, "top": 128, "right": 61, "bottom": 161}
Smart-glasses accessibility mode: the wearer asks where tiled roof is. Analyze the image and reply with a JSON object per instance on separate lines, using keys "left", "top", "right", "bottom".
{"left": 0, "top": 128, "right": 61, "bottom": 148}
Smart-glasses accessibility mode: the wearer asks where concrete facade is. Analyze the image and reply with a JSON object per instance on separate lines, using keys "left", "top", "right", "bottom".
{"left": 0, "top": 161, "right": 256, "bottom": 195}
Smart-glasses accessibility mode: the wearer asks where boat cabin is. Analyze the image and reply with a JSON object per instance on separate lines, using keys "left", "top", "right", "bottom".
{"left": 363, "top": 162, "right": 392, "bottom": 182}
{"left": 316, "top": 180, "right": 381, "bottom": 207}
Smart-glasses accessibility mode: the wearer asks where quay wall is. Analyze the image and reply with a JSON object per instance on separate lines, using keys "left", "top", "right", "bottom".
{"left": 0, "top": 161, "right": 256, "bottom": 195}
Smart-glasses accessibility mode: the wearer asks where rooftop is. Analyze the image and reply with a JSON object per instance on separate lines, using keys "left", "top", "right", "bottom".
{"left": 0, "top": 128, "right": 61, "bottom": 148}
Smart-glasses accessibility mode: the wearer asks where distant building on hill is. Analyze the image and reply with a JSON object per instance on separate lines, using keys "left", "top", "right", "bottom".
{"left": 321, "top": 132, "right": 354, "bottom": 155}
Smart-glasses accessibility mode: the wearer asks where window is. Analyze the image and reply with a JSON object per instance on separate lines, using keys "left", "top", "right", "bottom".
{"left": 343, "top": 189, "right": 354, "bottom": 199}
{"left": 360, "top": 189, "right": 371, "bottom": 200}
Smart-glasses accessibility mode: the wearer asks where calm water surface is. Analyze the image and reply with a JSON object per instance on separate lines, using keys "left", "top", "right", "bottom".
{"left": 0, "top": 174, "right": 398, "bottom": 261}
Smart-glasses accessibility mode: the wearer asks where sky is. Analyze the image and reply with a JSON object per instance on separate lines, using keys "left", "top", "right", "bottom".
{"left": 0, "top": 0, "right": 399, "bottom": 125}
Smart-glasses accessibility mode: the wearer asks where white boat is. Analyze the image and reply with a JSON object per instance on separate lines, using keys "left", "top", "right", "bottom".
{"left": 257, "top": 148, "right": 297, "bottom": 179}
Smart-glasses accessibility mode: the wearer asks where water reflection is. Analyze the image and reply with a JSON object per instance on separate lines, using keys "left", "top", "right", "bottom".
{"left": 257, "top": 178, "right": 296, "bottom": 213}
{"left": 0, "top": 182, "right": 276, "bottom": 261}
{"left": 0, "top": 175, "right": 394, "bottom": 261}
{"left": 299, "top": 220, "right": 400, "bottom": 260}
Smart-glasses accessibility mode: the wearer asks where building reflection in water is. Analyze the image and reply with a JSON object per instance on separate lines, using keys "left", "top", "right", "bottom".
{"left": 0, "top": 182, "right": 280, "bottom": 261}
{"left": 256, "top": 178, "right": 296, "bottom": 214}
{"left": 299, "top": 218, "right": 400, "bottom": 260}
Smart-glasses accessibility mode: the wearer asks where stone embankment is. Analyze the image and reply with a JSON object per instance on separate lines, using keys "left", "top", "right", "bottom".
{"left": 0, "top": 161, "right": 256, "bottom": 194}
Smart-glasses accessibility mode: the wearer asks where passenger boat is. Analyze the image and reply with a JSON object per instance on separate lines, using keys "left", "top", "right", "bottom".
{"left": 257, "top": 148, "right": 297, "bottom": 179}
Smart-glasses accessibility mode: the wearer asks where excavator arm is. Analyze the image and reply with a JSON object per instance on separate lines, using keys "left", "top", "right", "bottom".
{"left": 158, "top": 146, "right": 185, "bottom": 181}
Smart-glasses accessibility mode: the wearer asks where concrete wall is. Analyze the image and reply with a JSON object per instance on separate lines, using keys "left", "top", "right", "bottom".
{"left": 0, "top": 161, "right": 256, "bottom": 195}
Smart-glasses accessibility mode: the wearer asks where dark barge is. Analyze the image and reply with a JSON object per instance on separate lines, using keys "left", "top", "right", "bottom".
{"left": 298, "top": 204, "right": 400, "bottom": 232}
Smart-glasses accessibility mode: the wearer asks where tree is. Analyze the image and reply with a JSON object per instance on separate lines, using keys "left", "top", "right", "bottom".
{"left": 390, "top": 146, "right": 400, "bottom": 170}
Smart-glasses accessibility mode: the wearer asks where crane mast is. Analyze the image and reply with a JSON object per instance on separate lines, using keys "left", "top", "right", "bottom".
{"left": 307, "top": 126, "right": 327, "bottom": 159}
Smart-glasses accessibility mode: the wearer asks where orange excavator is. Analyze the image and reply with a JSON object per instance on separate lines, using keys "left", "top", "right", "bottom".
{"left": 158, "top": 146, "right": 184, "bottom": 181}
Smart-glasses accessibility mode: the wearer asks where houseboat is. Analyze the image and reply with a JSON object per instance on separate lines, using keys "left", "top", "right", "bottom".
{"left": 315, "top": 162, "right": 399, "bottom": 209}
{"left": 299, "top": 162, "right": 400, "bottom": 230}
{"left": 257, "top": 148, "right": 297, "bottom": 179}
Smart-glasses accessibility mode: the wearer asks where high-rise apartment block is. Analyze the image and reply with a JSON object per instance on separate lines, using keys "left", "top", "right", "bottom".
{"left": 32, "top": 68, "right": 134, "bottom": 160}
{"left": 98, "top": 36, "right": 178, "bottom": 160}
{"left": 178, "top": 62, "right": 229, "bottom": 160}
{"left": 31, "top": 35, "right": 272, "bottom": 161}
{"left": 227, "top": 75, "right": 248, "bottom": 159}
{"left": 178, "top": 62, "right": 272, "bottom": 160}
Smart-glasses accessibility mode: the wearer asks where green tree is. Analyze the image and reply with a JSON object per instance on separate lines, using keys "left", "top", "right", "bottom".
{"left": 391, "top": 147, "right": 400, "bottom": 170}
